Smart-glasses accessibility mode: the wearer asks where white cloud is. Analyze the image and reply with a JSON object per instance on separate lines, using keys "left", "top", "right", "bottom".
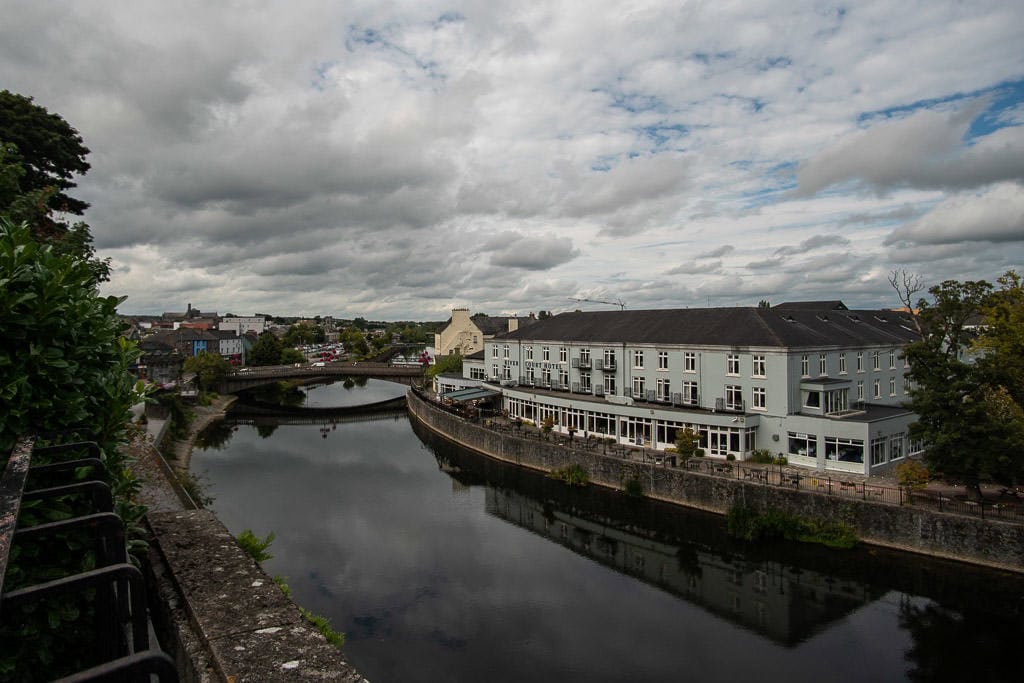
{"left": 0, "top": 0, "right": 1021, "bottom": 318}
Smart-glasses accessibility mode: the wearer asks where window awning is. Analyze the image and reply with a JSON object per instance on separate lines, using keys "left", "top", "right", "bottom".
{"left": 440, "top": 388, "right": 500, "bottom": 402}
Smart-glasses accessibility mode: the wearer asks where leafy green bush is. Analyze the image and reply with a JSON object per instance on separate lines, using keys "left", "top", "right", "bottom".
{"left": 548, "top": 463, "right": 589, "bottom": 486}
{"left": 726, "top": 505, "right": 858, "bottom": 549}
{"left": 624, "top": 478, "right": 644, "bottom": 497}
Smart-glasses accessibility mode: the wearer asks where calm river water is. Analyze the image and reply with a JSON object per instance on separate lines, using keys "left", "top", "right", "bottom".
{"left": 193, "top": 380, "right": 1023, "bottom": 683}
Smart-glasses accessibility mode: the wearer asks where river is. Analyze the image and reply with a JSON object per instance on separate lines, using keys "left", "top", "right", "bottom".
{"left": 193, "top": 379, "right": 1023, "bottom": 682}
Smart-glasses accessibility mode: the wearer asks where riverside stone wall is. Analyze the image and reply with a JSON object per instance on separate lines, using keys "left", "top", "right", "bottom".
{"left": 408, "top": 391, "right": 1024, "bottom": 573}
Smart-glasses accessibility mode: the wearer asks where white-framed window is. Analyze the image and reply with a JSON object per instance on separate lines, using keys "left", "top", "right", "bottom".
{"left": 819, "top": 353, "right": 827, "bottom": 376}
{"left": 890, "top": 434, "right": 905, "bottom": 460}
{"left": 525, "top": 346, "right": 534, "bottom": 360}
{"left": 491, "top": 364, "right": 499, "bottom": 378}
{"left": 889, "top": 376, "right": 896, "bottom": 396}
{"left": 543, "top": 346, "right": 550, "bottom": 361}
{"left": 604, "top": 349, "right": 616, "bottom": 367}
{"left": 752, "top": 354, "right": 766, "bottom": 378}
{"left": 580, "top": 372, "right": 591, "bottom": 391}
{"left": 873, "top": 379, "right": 881, "bottom": 399}
{"left": 634, "top": 350, "right": 644, "bottom": 369}
{"left": 752, "top": 386, "right": 766, "bottom": 410}
{"left": 727, "top": 354, "right": 740, "bottom": 375}
{"left": 542, "top": 367, "right": 551, "bottom": 384}
{"left": 491, "top": 345, "right": 498, "bottom": 358}
{"left": 871, "top": 437, "right": 887, "bottom": 466}
{"left": 801, "top": 355, "right": 809, "bottom": 377}
{"left": 658, "top": 351, "right": 669, "bottom": 370}
{"left": 606, "top": 376, "right": 616, "bottom": 395}
{"left": 826, "top": 437, "right": 864, "bottom": 464}
{"left": 503, "top": 344, "right": 510, "bottom": 358}
{"left": 502, "top": 364, "right": 512, "bottom": 380}
{"left": 632, "top": 376, "right": 646, "bottom": 398}
{"left": 657, "top": 377, "right": 670, "bottom": 401}
{"left": 559, "top": 369, "right": 569, "bottom": 387}
{"left": 470, "top": 367, "right": 486, "bottom": 380}
{"left": 788, "top": 432, "right": 816, "bottom": 457}
{"left": 684, "top": 352, "right": 696, "bottom": 373}
{"left": 725, "top": 384, "right": 743, "bottom": 410}
{"left": 857, "top": 352, "right": 864, "bottom": 372}
{"left": 839, "top": 353, "right": 847, "bottom": 374}
{"left": 857, "top": 380, "right": 864, "bottom": 401}
{"left": 889, "top": 350, "right": 896, "bottom": 369}
{"left": 872, "top": 351, "right": 880, "bottom": 371}
{"left": 559, "top": 347, "right": 567, "bottom": 363}
{"left": 579, "top": 348, "right": 590, "bottom": 364}
{"left": 682, "top": 381, "right": 698, "bottom": 405}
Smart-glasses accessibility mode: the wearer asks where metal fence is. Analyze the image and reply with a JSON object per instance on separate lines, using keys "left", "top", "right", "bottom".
{"left": 1, "top": 436, "right": 178, "bottom": 682}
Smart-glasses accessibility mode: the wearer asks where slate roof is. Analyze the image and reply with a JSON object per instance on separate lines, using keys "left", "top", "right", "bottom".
{"left": 494, "top": 306, "right": 919, "bottom": 349}
{"left": 774, "top": 300, "right": 848, "bottom": 310}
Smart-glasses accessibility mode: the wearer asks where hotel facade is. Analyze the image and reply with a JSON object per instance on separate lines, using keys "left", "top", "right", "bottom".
{"left": 457, "top": 302, "right": 922, "bottom": 476}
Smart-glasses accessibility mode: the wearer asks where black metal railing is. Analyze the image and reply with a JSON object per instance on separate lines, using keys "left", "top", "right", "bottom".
{"left": 1, "top": 437, "right": 177, "bottom": 682}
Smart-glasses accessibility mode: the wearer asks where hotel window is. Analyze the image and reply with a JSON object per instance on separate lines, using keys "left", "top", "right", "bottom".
{"left": 542, "top": 367, "right": 551, "bottom": 384}
{"left": 503, "top": 344, "right": 510, "bottom": 358}
{"left": 559, "top": 369, "right": 569, "bottom": 387}
{"left": 491, "top": 345, "right": 498, "bottom": 358}
{"left": 606, "top": 376, "right": 616, "bottom": 395}
{"left": 560, "top": 347, "right": 567, "bottom": 363}
{"left": 872, "top": 351, "right": 880, "bottom": 371}
{"left": 579, "top": 348, "right": 590, "bottom": 364}
{"left": 752, "top": 386, "right": 766, "bottom": 410}
{"left": 889, "top": 377, "right": 896, "bottom": 396}
{"left": 856, "top": 352, "right": 864, "bottom": 372}
{"left": 491, "top": 364, "right": 499, "bottom": 378}
{"left": 871, "top": 438, "right": 887, "bottom": 466}
{"left": 543, "top": 346, "right": 550, "bottom": 361}
{"left": 525, "top": 346, "right": 534, "bottom": 360}
{"left": 684, "top": 352, "right": 696, "bottom": 373}
{"left": 580, "top": 372, "right": 591, "bottom": 391}
{"left": 801, "top": 355, "right": 809, "bottom": 377}
{"left": 502, "top": 364, "right": 512, "bottom": 380}
{"left": 890, "top": 434, "right": 905, "bottom": 460}
{"left": 634, "top": 350, "right": 644, "bottom": 369}
{"left": 657, "top": 378, "right": 671, "bottom": 401}
{"left": 904, "top": 376, "right": 912, "bottom": 394}
{"left": 819, "top": 353, "right": 827, "bottom": 376}
{"left": 857, "top": 380, "right": 864, "bottom": 401}
{"left": 839, "top": 353, "right": 847, "bottom": 374}
{"left": 632, "top": 376, "right": 646, "bottom": 398}
{"left": 658, "top": 351, "right": 669, "bottom": 370}
{"left": 603, "top": 349, "right": 617, "bottom": 368}
{"left": 725, "top": 384, "right": 743, "bottom": 410}
{"left": 889, "top": 350, "right": 896, "bottom": 369}
{"left": 682, "top": 381, "right": 698, "bottom": 405}
{"left": 788, "top": 432, "right": 817, "bottom": 457}
{"left": 825, "top": 437, "right": 864, "bottom": 464}
{"left": 727, "top": 354, "right": 740, "bottom": 375}
{"left": 873, "top": 379, "right": 881, "bottom": 399}
{"left": 752, "top": 354, "right": 766, "bottom": 378}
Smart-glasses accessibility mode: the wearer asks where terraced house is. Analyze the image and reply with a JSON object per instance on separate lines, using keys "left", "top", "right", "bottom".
{"left": 462, "top": 302, "right": 922, "bottom": 475}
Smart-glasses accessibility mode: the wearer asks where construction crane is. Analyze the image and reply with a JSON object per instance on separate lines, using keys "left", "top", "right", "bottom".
{"left": 569, "top": 297, "right": 626, "bottom": 311}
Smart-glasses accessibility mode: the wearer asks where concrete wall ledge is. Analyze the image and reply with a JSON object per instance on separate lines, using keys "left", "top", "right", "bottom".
{"left": 146, "top": 508, "right": 366, "bottom": 682}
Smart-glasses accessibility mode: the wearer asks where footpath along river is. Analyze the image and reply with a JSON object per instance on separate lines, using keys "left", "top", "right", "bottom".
{"left": 192, "top": 379, "right": 1024, "bottom": 683}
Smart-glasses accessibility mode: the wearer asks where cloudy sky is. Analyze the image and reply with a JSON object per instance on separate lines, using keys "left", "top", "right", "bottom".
{"left": 3, "top": 1, "right": 1023, "bottom": 320}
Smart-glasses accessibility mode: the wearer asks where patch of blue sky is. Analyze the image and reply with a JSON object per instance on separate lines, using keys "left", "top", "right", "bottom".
{"left": 691, "top": 51, "right": 735, "bottom": 65}
{"left": 758, "top": 56, "right": 792, "bottom": 71}
{"left": 433, "top": 12, "right": 465, "bottom": 28}
{"left": 715, "top": 93, "right": 766, "bottom": 114}
{"left": 637, "top": 123, "right": 689, "bottom": 147}
{"left": 737, "top": 185, "right": 792, "bottom": 211}
{"left": 310, "top": 61, "right": 336, "bottom": 91}
{"left": 857, "top": 78, "right": 1024, "bottom": 141}
{"left": 345, "top": 24, "right": 447, "bottom": 83}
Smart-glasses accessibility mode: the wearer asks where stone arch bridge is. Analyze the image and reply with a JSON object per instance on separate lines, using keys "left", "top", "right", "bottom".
{"left": 220, "top": 361, "right": 426, "bottom": 393}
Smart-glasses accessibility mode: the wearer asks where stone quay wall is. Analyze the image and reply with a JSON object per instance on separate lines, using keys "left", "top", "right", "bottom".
{"left": 408, "top": 390, "right": 1024, "bottom": 573}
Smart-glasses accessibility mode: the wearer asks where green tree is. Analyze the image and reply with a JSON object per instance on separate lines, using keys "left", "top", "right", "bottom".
{"left": 184, "top": 351, "right": 231, "bottom": 391}
{"left": 674, "top": 427, "right": 705, "bottom": 460}
{"left": 427, "top": 353, "right": 463, "bottom": 378}
{"left": 0, "top": 91, "right": 108, "bottom": 282}
{"left": 903, "top": 275, "right": 1024, "bottom": 499}
{"left": 280, "top": 347, "right": 305, "bottom": 364}
{"left": 284, "top": 321, "right": 324, "bottom": 346}
{"left": 249, "top": 331, "right": 284, "bottom": 366}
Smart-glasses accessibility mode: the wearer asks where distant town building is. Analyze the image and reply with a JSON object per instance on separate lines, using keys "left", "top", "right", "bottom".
{"left": 434, "top": 308, "right": 536, "bottom": 357}
{"left": 219, "top": 316, "right": 268, "bottom": 336}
